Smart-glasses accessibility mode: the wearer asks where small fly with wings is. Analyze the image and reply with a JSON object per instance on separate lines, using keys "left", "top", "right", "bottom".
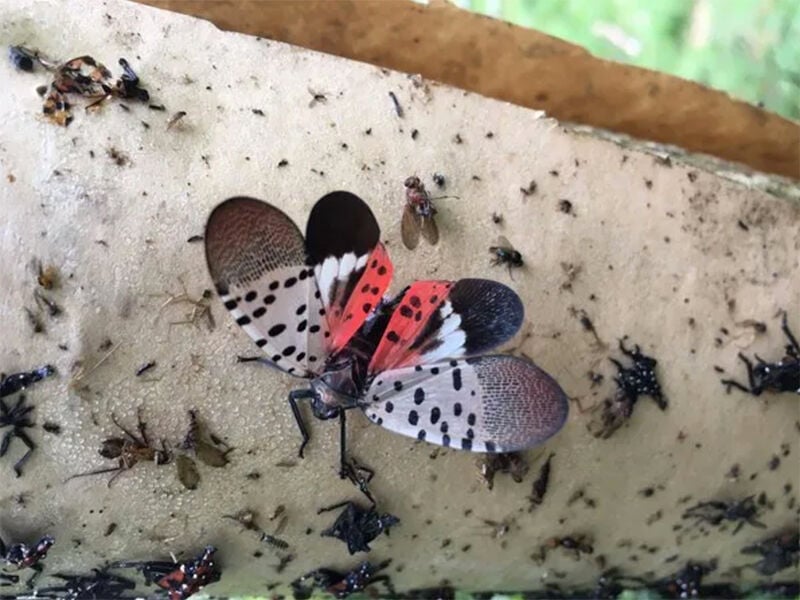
{"left": 489, "top": 236, "right": 524, "bottom": 279}
{"left": 401, "top": 176, "right": 457, "bottom": 250}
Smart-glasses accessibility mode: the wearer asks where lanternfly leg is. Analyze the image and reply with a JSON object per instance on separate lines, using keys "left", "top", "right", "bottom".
{"left": 288, "top": 389, "right": 315, "bottom": 457}
{"left": 338, "top": 410, "right": 348, "bottom": 479}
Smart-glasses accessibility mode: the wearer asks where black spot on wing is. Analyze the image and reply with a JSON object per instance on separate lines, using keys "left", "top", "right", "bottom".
{"left": 448, "top": 279, "right": 524, "bottom": 355}
{"left": 305, "top": 191, "right": 380, "bottom": 265}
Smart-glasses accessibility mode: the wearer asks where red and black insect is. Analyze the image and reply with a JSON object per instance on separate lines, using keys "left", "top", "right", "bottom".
{"left": 65, "top": 409, "right": 170, "bottom": 486}
{"left": 401, "top": 176, "right": 440, "bottom": 250}
{"left": 319, "top": 500, "right": 399, "bottom": 555}
{"left": 682, "top": 496, "right": 765, "bottom": 535}
{"left": 204, "top": 192, "right": 568, "bottom": 477}
{"left": 721, "top": 311, "right": 799, "bottom": 396}
{"left": 291, "top": 560, "right": 392, "bottom": 600}
{"left": 35, "top": 567, "right": 136, "bottom": 599}
{"left": 111, "top": 546, "right": 219, "bottom": 600}
{"left": 0, "top": 534, "right": 54, "bottom": 587}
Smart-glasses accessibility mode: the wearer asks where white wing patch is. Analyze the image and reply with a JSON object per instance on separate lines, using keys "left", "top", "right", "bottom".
{"left": 218, "top": 265, "right": 329, "bottom": 377}
{"left": 363, "top": 356, "right": 569, "bottom": 453}
{"left": 413, "top": 301, "right": 467, "bottom": 365}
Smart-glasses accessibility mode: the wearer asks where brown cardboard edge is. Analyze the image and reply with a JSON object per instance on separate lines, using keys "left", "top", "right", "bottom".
{"left": 135, "top": 0, "right": 800, "bottom": 180}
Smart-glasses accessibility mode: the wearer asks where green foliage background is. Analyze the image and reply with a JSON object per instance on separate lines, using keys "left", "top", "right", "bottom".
{"left": 456, "top": 0, "right": 799, "bottom": 120}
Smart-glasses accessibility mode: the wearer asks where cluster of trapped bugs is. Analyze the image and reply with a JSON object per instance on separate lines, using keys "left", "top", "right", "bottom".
{"left": 6, "top": 42, "right": 799, "bottom": 599}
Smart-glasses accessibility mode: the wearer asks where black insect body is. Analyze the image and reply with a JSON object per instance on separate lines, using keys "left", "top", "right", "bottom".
{"left": 116, "top": 58, "right": 149, "bottom": 101}
{"left": 721, "top": 311, "right": 799, "bottom": 396}
{"left": 610, "top": 338, "right": 666, "bottom": 410}
{"left": 740, "top": 528, "right": 799, "bottom": 575}
{"left": 589, "top": 338, "right": 665, "bottom": 439}
{"left": 489, "top": 236, "right": 524, "bottom": 279}
{"left": 0, "top": 534, "right": 54, "bottom": 586}
{"left": 8, "top": 45, "right": 38, "bottom": 71}
{"left": 477, "top": 452, "right": 529, "bottom": 490}
{"left": 112, "top": 546, "right": 219, "bottom": 600}
{"left": 0, "top": 364, "right": 55, "bottom": 398}
{"left": 682, "top": 496, "right": 765, "bottom": 534}
{"left": 655, "top": 560, "right": 716, "bottom": 599}
{"left": 291, "top": 560, "right": 392, "bottom": 599}
{"left": 0, "top": 394, "right": 37, "bottom": 477}
{"left": 36, "top": 568, "right": 136, "bottom": 599}
{"left": 66, "top": 410, "right": 170, "bottom": 486}
{"left": 529, "top": 453, "right": 554, "bottom": 509}
{"left": 319, "top": 501, "right": 399, "bottom": 554}
{"left": 545, "top": 535, "right": 594, "bottom": 560}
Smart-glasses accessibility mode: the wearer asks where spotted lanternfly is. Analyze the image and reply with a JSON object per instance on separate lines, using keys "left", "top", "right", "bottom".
{"left": 111, "top": 546, "right": 219, "bottom": 600}
{"left": 0, "top": 534, "right": 54, "bottom": 587}
{"left": 401, "top": 176, "right": 439, "bottom": 250}
{"left": 721, "top": 311, "right": 799, "bottom": 396}
{"left": 204, "top": 193, "right": 569, "bottom": 475}
{"left": 292, "top": 560, "right": 392, "bottom": 600}
{"left": 489, "top": 236, "right": 523, "bottom": 279}
{"left": 740, "top": 528, "right": 799, "bottom": 576}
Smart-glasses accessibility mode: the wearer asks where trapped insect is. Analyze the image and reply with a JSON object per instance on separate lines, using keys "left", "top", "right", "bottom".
{"left": 401, "top": 176, "right": 439, "bottom": 250}
{"left": 682, "top": 496, "right": 765, "bottom": 535}
{"left": 291, "top": 560, "right": 392, "bottom": 600}
{"left": 319, "top": 501, "right": 399, "bottom": 554}
{"left": 489, "top": 236, "right": 523, "bottom": 279}
{"left": 35, "top": 567, "right": 136, "bottom": 599}
{"left": 65, "top": 409, "right": 170, "bottom": 486}
{"left": 0, "top": 534, "right": 54, "bottom": 587}
{"left": 111, "top": 546, "right": 219, "bottom": 600}
{"left": 204, "top": 192, "right": 568, "bottom": 475}
{"left": 721, "top": 311, "right": 799, "bottom": 396}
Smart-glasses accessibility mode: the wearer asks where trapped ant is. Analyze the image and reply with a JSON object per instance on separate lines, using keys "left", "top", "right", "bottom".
{"left": 682, "top": 496, "right": 765, "bottom": 534}
{"left": 66, "top": 408, "right": 170, "bottom": 486}
{"left": 489, "top": 236, "right": 523, "bottom": 279}
{"left": 721, "top": 311, "right": 799, "bottom": 396}
{"left": 0, "top": 533, "right": 54, "bottom": 587}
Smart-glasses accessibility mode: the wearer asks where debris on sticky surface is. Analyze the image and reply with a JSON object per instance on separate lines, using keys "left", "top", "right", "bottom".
{"left": 476, "top": 452, "right": 529, "bottom": 490}
{"left": 8, "top": 46, "right": 150, "bottom": 126}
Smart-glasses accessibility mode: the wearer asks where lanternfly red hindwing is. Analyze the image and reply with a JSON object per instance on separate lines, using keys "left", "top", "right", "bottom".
{"left": 205, "top": 192, "right": 568, "bottom": 455}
